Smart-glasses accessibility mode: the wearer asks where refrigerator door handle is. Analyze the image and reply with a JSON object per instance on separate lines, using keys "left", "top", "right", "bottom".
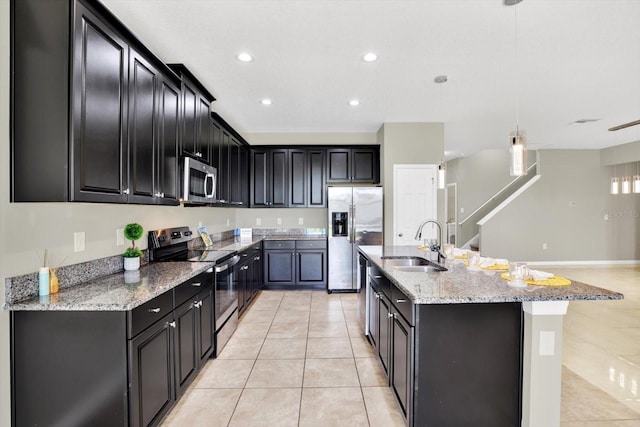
{"left": 350, "top": 204, "right": 356, "bottom": 244}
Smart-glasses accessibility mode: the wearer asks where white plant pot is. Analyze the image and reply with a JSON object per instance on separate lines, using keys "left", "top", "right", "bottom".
{"left": 124, "top": 256, "right": 140, "bottom": 271}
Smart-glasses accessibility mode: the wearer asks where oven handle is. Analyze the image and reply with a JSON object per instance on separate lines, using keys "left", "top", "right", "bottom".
{"left": 215, "top": 255, "right": 240, "bottom": 273}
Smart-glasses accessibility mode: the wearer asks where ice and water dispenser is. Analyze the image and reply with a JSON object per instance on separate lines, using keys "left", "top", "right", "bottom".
{"left": 332, "top": 212, "right": 348, "bottom": 236}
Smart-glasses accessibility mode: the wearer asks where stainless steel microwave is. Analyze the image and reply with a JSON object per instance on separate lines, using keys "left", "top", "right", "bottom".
{"left": 183, "top": 157, "right": 217, "bottom": 204}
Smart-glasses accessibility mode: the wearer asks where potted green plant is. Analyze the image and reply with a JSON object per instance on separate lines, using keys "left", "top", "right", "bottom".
{"left": 123, "top": 223, "right": 144, "bottom": 271}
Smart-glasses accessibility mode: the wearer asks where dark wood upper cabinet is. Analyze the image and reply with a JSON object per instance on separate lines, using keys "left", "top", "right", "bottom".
{"left": 11, "top": 0, "right": 181, "bottom": 205}
{"left": 307, "top": 149, "right": 326, "bottom": 207}
{"left": 211, "top": 113, "right": 249, "bottom": 207}
{"left": 157, "top": 80, "right": 180, "bottom": 204}
{"left": 289, "top": 150, "right": 307, "bottom": 207}
{"left": 250, "top": 149, "right": 289, "bottom": 208}
{"left": 168, "top": 64, "right": 215, "bottom": 164}
{"left": 326, "top": 147, "right": 379, "bottom": 183}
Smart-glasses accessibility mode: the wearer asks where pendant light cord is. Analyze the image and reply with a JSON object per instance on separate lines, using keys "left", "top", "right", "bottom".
{"left": 514, "top": 3, "right": 520, "bottom": 134}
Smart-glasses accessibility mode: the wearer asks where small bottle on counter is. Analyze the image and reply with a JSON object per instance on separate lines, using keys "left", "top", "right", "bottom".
{"left": 49, "top": 268, "right": 59, "bottom": 294}
{"left": 38, "top": 267, "right": 50, "bottom": 296}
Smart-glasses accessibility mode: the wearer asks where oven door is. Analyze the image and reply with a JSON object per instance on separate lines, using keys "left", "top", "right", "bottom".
{"left": 214, "top": 255, "right": 240, "bottom": 330}
{"left": 183, "top": 157, "right": 217, "bottom": 204}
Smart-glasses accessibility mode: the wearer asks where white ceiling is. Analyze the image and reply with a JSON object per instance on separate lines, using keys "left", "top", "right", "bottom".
{"left": 101, "top": 0, "right": 640, "bottom": 158}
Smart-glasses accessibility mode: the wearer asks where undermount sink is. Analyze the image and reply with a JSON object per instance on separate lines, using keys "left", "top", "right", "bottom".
{"left": 381, "top": 256, "right": 447, "bottom": 272}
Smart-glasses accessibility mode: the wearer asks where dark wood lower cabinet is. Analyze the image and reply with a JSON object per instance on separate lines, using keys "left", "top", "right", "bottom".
{"left": 129, "top": 313, "right": 175, "bottom": 427}
{"left": 366, "top": 262, "right": 523, "bottom": 427}
{"left": 11, "top": 280, "right": 214, "bottom": 427}
{"left": 263, "top": 240, "right": 327, "bottom": 289}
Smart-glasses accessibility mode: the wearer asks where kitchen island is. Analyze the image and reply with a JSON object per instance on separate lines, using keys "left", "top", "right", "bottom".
{"left": 358, "top": 245, "right": 623, "bottom": 427}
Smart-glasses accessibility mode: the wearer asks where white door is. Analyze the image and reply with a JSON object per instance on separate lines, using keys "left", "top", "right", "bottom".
{"left": 393, "top": 165, "right": 437, "bottom": 246}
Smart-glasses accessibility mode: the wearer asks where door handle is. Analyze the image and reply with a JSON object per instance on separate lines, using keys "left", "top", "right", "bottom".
{"left": 398, "top": 233, "right": 403, "bottom": 237}
{"left": 148, "top": 308, "right": 161, "bottom": 313}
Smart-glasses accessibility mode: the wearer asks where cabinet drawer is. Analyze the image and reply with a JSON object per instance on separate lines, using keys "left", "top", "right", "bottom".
{"left": 296, "top": 239, "right": 327, "bottom": 250}
{"left": 263, "top": 240, "right": 295, "bottom": 250}
{"left": 128, "top": 290, "right": 174, "bottom": 338}
{"left": 391, "top": 284, "right": 414, "bottom": 325}
{"left": 369, "top": 265, "right": 390, "bottom": 298}
{"left": 174, "top": 270, "right": 213, "bottom": 307}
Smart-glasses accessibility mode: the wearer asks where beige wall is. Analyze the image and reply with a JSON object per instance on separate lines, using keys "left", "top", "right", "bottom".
{"left": 235, "top": 208, "right": 327, "bottom": 229}
{"left": 379, "top": 123, "right": 444, "bottom": 244}
{"left": 481, "top": 150, "right": 640, "bottom": 262}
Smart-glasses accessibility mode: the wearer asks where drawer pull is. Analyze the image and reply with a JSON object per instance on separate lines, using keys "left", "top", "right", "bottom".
{"left": 387, "top": 313, "right": 394, "bottom": 318}
{"left": 167, "top": 321, "right": 176, "bottom": 329}
{"left": 192, "top": 282, "right": 201, "bottom": 287}
{"left": 242, "top": 253, "right": 248, "bottom": 257}
{"left": 396, "top": 299, "right": 407, "bottom": 303}
{"left": 241, "top": 265, "right": 249, "bottom": 271}
{"left": 254, "top": 256, "right": 260, "bottom": 261}
{"left": 194, "top": 301, "right": 202, "bottom": 308}
{"left": 148, "top": 308, "right": 161, "bottom": 313}
{"left": 374, "top": 275, "right": 382, "bottom": 279}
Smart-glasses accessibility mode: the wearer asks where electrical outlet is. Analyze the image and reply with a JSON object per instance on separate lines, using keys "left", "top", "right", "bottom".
{"left": 226, "top": 218, "right": 230, "bottom": 227}
{"left": 74, "top": 231, "right": 85, "bottom": 252}
{"left": 542, "top": 243, "right": 548, "bottom": 250}
{"left": 298, "top": 217, "right": 304, "bottom": 225}
{"left": 256, "top": 218, "right": 262, "bottom": 226}
{"left": 604, "top": 213, "right": 609, "bottom": 221}
{"left": 277, "top": 218, "right": 282, "bottom": 225}
{"left": 116, "top": 229, "right": 124, "bottom": 246}
{"left": 198, "top": 221, "right": 202, "bottom": 227}
{"left": 460, "top": 207, "right": 465, "bottom": 214}
{"left": 568, "top": 201, "right": 576, "bottom": 207}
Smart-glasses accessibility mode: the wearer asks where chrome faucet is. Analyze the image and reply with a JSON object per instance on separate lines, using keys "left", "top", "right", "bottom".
{"left": 415, "top": 220, "right": 446, "bottom": 264}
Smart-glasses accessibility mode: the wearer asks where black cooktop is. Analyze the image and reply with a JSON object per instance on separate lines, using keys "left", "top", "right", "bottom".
{"left": 148, "top": 226, "right": 234, "bottom": 264}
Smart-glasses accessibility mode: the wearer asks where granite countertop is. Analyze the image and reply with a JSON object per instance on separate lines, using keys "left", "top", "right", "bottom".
{"left": 359, "top": 246, "right": 624, "bottom": 304}
{"left": 6, "top": 262, "right": 215, "bottom": 312}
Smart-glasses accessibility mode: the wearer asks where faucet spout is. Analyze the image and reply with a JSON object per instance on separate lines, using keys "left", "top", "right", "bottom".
{"left": 414, "top": 220, "right": 445, "bottom": 263}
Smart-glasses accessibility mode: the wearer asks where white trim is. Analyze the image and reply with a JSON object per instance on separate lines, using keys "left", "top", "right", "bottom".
{"left": 459, "top": 162, "right": 537, "bottom": 225}
{"left": 477, "top": 175, "right": 541, "bottom": 225}
{"left": 526, "top": 260, "right": 640, "bottom": 267}
{"left": 522, "top": 301, "right": 569, "bottom": 316}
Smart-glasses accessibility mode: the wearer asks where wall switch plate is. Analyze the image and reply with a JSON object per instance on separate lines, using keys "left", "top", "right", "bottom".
{"left": 542, "top": 243, "right": 548, "bottom": 250}
{"left": 74, "top": 232, "right": 85, "bottom": 252}
{"left": 460, "top": 207, "right": 465, "bottom": 214}
{"left": 604, "top": 213, "right": 609, "bottom": 221}
{"left": 116, "top": 229, "right": 124, "bottom": 246}
{"left": 539, "top": 331, "right": 555, "bottom": 356}
{"left": 298, "top": 217, "right": 304, "bottom": 225}
{"left": 277, "top": 218, "right": 282, "bottom": 225}
{"left": 256, "top": 218, "right": 262, "bottom": 226}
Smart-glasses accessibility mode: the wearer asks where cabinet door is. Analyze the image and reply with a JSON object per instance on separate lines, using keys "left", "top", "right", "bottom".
{"left": 251, "top": 150, "right": 269, "bottom": 207}
{"left": 270, "top": 149, "right": 289, "bottom": 207}
{"left": 326, "top": 148, "right": 350, "bottom": 182}
{"left": 289, "top": 149, "right": 306, "bottom": 207}
{"left": 72, "top": 4, "right": 128, "bottom": 203}
{"left": 218, "top": 130, "right": 232, "bottom": 204}
{"left": 174, "top": 300, "right": 198, "bottom": 397}
{"left": 368, "top": 288, "right": 380, "bottom": 348}
{"left": 180, "top": 82, "right": 198, "bottom": 158}
{"left": 296, "top": 250, "right": 326, "bottom": 285}
{"left": 128, "top": 50, "right": 158, "bottom": 204}
{"left": 351, "top": 148, "right": 378, "bottom": 182}
{"left": 129, "top": 313, "right": 175, "bottom": 427}
{"left": 238, "top": 262, "right": 251, "bottom": 314}
{"left": 307, "top": 149, "right": 326, "bottom": 207}
{"left": 230, "top": 137, "right": 242, "bottom": 205}
{"left": 264, "top": 250, "right": 296, "bottom": 285}
{"left": 197, "top": 287, "right": 214, "bottom": 364}
{"left": 378, "top": 295, "right": 391, "bottom": 376}
{"left": 392, "top": 312, "right": 412, "bottom": 417}
{"left": 196, "top": 96, "right": 211, "bottom": 163}
{"left": 240, "top": 145, "right": 250, "bottom": 207}
{"left": 157, "top": 78, "right": 180, "bottom": 204}
{"left": 251, "top": 251, "right": 262, "bottom": 295}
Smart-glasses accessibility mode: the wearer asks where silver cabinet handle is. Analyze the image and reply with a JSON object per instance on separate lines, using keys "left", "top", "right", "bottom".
{"left": 192, "top": 282, "right": 201, "bottom": 287}
{"left": 388, "top": 313, "right": 394, "bottom": 318}
{"left": 242, "top": 253, "right": 248, "bottom": 257}
{"left": 148, "top": 308, "right": 161, "bottom": 313}
{"left": 396, "top": 299, "right": 407, "bottom": 303}
{"left": 375, "top": 293, "right": 380, "bottom": 299}
{"left": 254, "top": 256, "right": 260, "bottom": 261}
{"left": 241, "top": 265, "right": 249, "bottom": 271}
{"left": 122, "top": 188, "right": 130, "bottom": 195}
{"left": 167, "top": 321, "right": 176, "bottom": 328}
{"left": 394, "top": 313, "right": 398, "bottom": 319}
{"left": 194, "top": 301, "right": 202, "bottom": 308}
{"left": 374, "top": 275, "right": 382, "bottom": 279}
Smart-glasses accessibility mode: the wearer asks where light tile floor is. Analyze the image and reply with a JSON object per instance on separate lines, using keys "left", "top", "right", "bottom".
{"left": 162, "top": 266, "right": 640, "bottom": 426}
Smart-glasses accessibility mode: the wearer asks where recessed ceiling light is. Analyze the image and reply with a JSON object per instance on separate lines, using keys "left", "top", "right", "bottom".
{"left": 362, "top": 52, "right": 378, "bottom": 62}
{"left": 434, "top": 75, "right": 448, "bottom": 84}
{"left": 349, "top": 100, "right": 360, "bottom": 106}
{"left": 237, "top": 52, "right": 253, "bottom": 62}
{"left": 261, "top": 99, "right": 272, "bottom": 105}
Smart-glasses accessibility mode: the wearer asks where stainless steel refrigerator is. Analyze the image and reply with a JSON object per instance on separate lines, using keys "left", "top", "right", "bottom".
{"left": 327, "top": 186, "right": 383, "bottom": 292}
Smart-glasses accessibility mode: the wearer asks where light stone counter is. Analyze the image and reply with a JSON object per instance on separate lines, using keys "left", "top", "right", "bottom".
{"left": 359, "top": 245, "right": 623, "bottom": 304}
{"left": 5, "top": 262, "right": 214, "bottom": 311}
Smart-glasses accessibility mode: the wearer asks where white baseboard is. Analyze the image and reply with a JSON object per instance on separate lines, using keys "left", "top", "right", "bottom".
{"left": 526, "top": 260, "right": 640, "bottom": 267}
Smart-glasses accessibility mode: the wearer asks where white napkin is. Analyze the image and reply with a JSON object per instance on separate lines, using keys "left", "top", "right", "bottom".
{"left": 495, "top": 258, "right": 509, "bottom": 266}
{"left": 479, "top": 257, "right": 495, "bottom": 268}
{"left": 529, "top": 269, "right": 554, "bottom": 281}
{"left": 453, "top": 248, "right": 468, "bottom": 257}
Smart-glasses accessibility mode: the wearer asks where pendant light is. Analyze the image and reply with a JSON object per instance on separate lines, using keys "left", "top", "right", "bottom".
{"left": 507, "top": 0, "right": 527, "bottom": 176}
{"left": 438, "top": 162, "right": 446, "bottom": 189}
{"left": 633, "top": 170, "right": 640, "bottom": 193}
{"left": 621, "top": 176, "right": 631, "bottom": 194}
{"left": 611, "top": 165, "right": 620, "bottom": 194}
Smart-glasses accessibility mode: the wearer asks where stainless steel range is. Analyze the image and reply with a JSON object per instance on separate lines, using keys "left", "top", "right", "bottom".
{"left": 149, "top": 226, "right": 240, "bottom": 356}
